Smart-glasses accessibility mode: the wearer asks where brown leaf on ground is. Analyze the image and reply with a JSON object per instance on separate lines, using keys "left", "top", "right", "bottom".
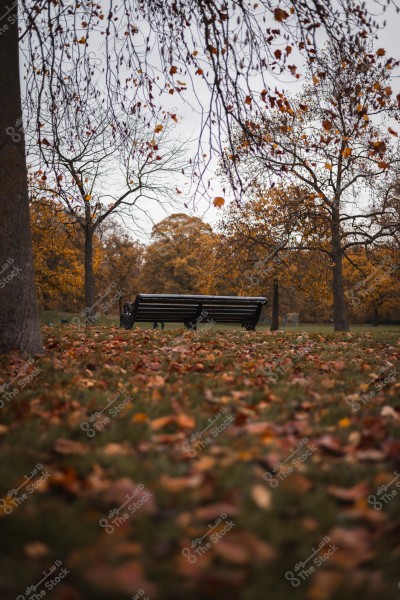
{"left": 278, "top": 473, "right": 313, "bottom": 494}
{"left": 54, "top": 438, "right": 88, "bottom": 455}
{"left": 101, "top": 442, "right": 132, "bottom": 455}
{"left": 354, "top": 449, "right": 386, "bottom": 461}
{"left": 307, "top": 570, "right": 346, "bottom": 600}
{"left": 250, "top": 484, "right": 272, "bottom": 509}
{"left": 327, "top": 526, "right": 374, "bottom": 568}
{"left": 24, "top": 542, "right": 50, "bottom": 558}
{"left": 159, "top": 473, "right": 203, "bottom": 492}
{"left": 317, "top": 435, "right": 343, "bottom": 454}
{"left": 194, "top": 503, "right": 240, "bottom": 521}
{"left": 214, "top": 531, "right": 276, "bottom": 564}
{"left": 327, "top": 481, "right": 370, "bottom": 502}
{"left": 85, "top": 560, "right": 158, "bottom": 597}
{"left": 102, "top": 478, "right": 155, "bottom": 513}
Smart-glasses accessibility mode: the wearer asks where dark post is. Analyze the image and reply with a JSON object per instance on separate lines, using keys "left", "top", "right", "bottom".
{"left": 270, "top": 278, "right": 279, "bottom": 331}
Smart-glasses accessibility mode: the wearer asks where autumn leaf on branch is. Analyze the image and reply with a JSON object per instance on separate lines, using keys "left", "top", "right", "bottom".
{"left": 213, "top": 196, "right": 225, "bottom": 208}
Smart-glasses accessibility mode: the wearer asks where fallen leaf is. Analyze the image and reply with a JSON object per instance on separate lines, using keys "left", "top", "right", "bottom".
{"left": 380, "top": 405, "right": 399, "bottom": 420}
{"left": 327, "top": 482, "right": 370, "bottom": 502}
{"left": 159, "top": 473, "right": 203, "bottom": 492}
{"left": 54, "top": 439, "right": 87, "bottom": 455}
{"left": 24, "top": 542, "right": 50, "bottom": 558}
{"left": 103, "top": 478, "right": 155, "bottom": 513}
{"left": 250, "top": 484, "right": 272, "bottom": 509}
{"left": 85, "top": 560, "right": 158, "bottom": 597}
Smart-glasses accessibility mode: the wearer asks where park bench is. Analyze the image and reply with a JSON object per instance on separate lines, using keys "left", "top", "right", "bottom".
{"left": 120, "top": 294, "right": 267, "bottom": 331}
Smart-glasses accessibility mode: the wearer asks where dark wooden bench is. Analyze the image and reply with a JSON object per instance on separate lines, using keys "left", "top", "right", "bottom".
{"left": 120, "top": 294, "right": 267, "bottom": 331}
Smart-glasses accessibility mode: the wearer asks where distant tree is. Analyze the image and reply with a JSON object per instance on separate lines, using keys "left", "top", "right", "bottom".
{"left": 28, "top": 94, "right": 187, "bottom": 319}
{"left": 30, "top": 195, "right": 85, "bottom": 311}
{"left": 0, "top": 0, "right": 396, "bottom": 352}
{"left": 344, "top": 245, "right": 400, "bottom": 325}
{"left": 95, "top": 221, "right": 145, "bottom": 315}
{"left": 223, "top": 42, "right": 400, "bottom": 330}
{"left": 140, "top": 214, "right": 214, "bottom": 294}
{"left": 217, "top": 187, "right": 332, "bottom": 323}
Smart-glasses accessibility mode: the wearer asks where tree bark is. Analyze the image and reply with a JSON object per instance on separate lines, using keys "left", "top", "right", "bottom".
{"left": 270, "top": 278, "right": 279, "bottom": 331}
{"left": 84, "top": 225, "right": 95, "bottom": 317}
{"left": 0, "top": 2, "right": 43, "bottom": 354}
{"left": 372, "top": 306, "right": 378, "bottom": 327}
{"left": 331, "top": 207, "right": 349, "bottom": 332}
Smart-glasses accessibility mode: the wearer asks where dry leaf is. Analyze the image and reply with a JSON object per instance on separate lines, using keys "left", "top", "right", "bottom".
{"left": 251, "top": 484, "right": 272, "bottom": 509}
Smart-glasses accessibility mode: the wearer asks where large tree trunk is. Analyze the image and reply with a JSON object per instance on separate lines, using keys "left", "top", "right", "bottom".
{"left": 0, "top": 2, "right": 43, "bottom": 354}
{"left": 331, "top": 207, "right": 349, "bottom": 332}
{"left": 270, "top": 278, "right": 279, "bottom": 331}
{"left": 84, "top": 225, "right": 95, "bottom": 317}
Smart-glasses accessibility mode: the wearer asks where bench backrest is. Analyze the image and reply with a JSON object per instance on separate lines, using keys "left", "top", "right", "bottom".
{"left": 122, "top": 294, "right": 267, "bottom": 328}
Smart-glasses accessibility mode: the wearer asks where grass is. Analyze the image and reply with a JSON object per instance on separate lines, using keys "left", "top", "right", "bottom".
{"left": 40, "top": 309, "right": 400, "bottom": 333}
{"left": 0, "top": 325, "right": 399, "bottom": 600}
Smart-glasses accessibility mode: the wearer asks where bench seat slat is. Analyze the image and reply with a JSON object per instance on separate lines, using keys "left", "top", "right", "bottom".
{"left": 121, "top": 294, "right": 266, "bottom": 331}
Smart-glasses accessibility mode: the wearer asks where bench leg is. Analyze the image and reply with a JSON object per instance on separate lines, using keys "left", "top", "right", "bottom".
{"left": 153, "top": 321, "right": 158, "bottom": 329}
{"left": 120, "top": 314, "right": 135, "bottom": 330}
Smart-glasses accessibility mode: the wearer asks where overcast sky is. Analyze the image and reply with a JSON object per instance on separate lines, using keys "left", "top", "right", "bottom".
{"left": 24, "top": 1, "right": 400, "bottom": 244}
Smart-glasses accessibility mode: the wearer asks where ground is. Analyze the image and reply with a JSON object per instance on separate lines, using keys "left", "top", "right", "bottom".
{"left": 0, "top": 324, "right": 399, "bottom": 600}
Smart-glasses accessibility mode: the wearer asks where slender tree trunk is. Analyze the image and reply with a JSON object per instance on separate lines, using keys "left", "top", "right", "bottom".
{"left": 0, "top": 2, "right": 43, "bottom": 354}
{"left": 84, "top": 226, "right": 95, "bottom": 316}
{"left": 372, "top": 306, "right": 378, "bottom": 327}
{"left": 270, "top": 278, "right": 279, "bottom": 331}
{"left": 331, "top": 207, "right": 349, "bottom": 332}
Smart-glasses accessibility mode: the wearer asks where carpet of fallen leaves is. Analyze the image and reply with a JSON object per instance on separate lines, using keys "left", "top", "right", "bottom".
{"left": 0, "top": 326, "right": 399, "bottom": 600}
